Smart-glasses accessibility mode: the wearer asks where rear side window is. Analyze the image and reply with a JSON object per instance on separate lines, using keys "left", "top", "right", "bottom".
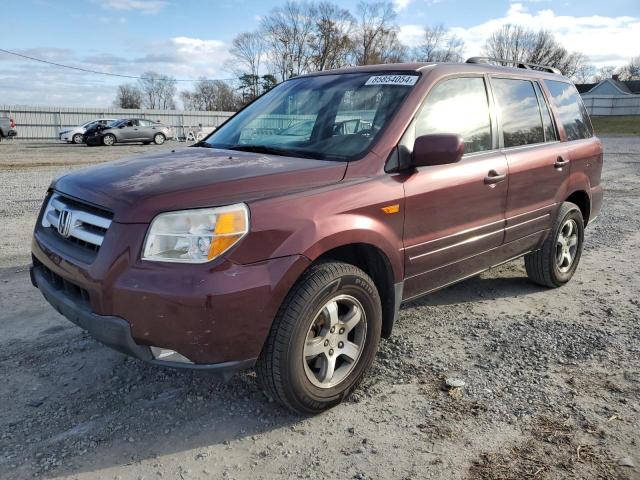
{"left": 415, "top": 77, "right": 492, "bottom": 154}
{"left": 545, "top": 80, "right": 593, "bottom": 141}
{"left": 491, "top": 78, "right": 544, "bottom": 148}
{"left": 533, "top": 82, "right": 558, "bottom": 142}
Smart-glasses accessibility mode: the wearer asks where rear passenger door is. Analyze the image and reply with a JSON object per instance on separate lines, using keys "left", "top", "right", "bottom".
{"left": 490, "top": 77, "right": 568, "bottom": 245}
{"left": 402, "top": 76, "right": 509, "bottom": 299}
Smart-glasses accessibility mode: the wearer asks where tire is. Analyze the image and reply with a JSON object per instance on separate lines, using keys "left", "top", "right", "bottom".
{"left": 525, "top": 202, "right": 584, "bottom": 288}
{"left": 153, "top": 133, "right": 165, "bottom": 145}
{"left": 256, "top": 261, "right": 382, "bottom": 414}
{"left": 102, "top": 134, "right": 116, "bottom": 146}
{"left": 72, "top": 133, "right": 83, "bottom": 144}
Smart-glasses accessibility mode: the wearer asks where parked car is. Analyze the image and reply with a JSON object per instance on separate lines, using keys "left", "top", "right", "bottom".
{"left": 59, "top": 119, "right": 117, "bottom": 144}
{"left": 0, "top": 116, "right": 17, "bottom": 142}
{"left": 31, "top": 59, "right": 602, "bottom": 414}
{"left": 84, "top": 118, "right": 173, "bottom": 146}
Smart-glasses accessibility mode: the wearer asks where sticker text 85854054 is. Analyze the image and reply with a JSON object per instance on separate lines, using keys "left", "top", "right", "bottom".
{"left": 364, "top": 75, "right": 419, "bottom": 86}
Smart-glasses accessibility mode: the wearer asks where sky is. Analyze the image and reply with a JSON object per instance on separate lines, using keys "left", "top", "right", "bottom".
{"left": 1, "top": 0, "right": 639, "bottom": 107}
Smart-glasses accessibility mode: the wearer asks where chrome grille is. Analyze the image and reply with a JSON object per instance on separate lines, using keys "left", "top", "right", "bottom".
{"left": 41, "top": 193, "right": 112, "bottom": 250}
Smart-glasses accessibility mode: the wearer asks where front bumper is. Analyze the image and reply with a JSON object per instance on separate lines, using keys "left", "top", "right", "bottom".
{"left": 31, "top": 264, "right": 256, "bottom": 376}
{"left": 31, "top": 221, "right": 310, "bottom": 368}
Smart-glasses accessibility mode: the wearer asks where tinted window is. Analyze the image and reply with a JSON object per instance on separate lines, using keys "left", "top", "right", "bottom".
{"left": 415, "top": 77, "right": 492, "bottom": 154}
{"left": 545, "top": 80, "right": 593, "bottom": 141}
{"left": 533, "top": 82, "right": 557, "bottom": 142}
{"left": 492, "top": 78, "right": 544, "bottom": 147}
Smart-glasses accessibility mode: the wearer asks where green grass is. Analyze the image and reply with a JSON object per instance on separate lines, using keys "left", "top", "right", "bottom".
{"left": 591, "top": 116, "right": 640, "bottom": 136}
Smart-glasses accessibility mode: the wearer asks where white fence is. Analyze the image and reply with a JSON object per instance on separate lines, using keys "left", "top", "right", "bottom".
{"left": 581, "top": 95, "right": 640, "bottom": 116}
{"left": 0, "top": 105, "right": 235, "bottom": 139}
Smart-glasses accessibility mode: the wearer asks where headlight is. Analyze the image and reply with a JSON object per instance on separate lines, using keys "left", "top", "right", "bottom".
{"left": 142, "top": 203, "right": 249, "bottom": 263}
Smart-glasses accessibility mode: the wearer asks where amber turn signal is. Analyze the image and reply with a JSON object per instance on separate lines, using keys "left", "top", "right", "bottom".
{"left": 381, "top": 204, "right": 400, "bottom": 214}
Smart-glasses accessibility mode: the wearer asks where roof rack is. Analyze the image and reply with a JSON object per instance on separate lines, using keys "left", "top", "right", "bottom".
{"left": 465, "top": 57, "right": 562, "bottom": 75}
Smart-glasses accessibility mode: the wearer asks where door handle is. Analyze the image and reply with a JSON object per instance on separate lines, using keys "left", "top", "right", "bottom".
{"left": 555, "top": 156, "right": 569, "bottom": 168}
{"left": 484, "top": 170, "right": 507, "bottom": 184}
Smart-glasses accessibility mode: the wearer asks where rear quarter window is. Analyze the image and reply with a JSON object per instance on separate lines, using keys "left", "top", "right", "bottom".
{"left": 544, "top": 80, "right": 593, "bottom": 141}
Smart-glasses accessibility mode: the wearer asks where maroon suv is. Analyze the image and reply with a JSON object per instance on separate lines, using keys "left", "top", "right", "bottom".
{"left": 31, "top": 59, "right": 603, "bottom": 413}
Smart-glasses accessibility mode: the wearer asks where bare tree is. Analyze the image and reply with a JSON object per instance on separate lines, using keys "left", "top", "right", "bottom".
{"left": 413, "top": 24, "right": 464, "bottom": 62}
{"left": 181, "top": 79, "right": 239, "bottom": 111}
{"left": 113, "top": 84, "right": 142, "bottom": 109}
{"left": 138, "top": 72, "right": 177, "bottom": 109}
{"left": 619, "top": 55, "right": 640, "bottom": 80}
{"left": 354, "top": 1, "right": 405, "bottom": 65}
{"left": 309, "top": 2, "right": 355, "bottom": 71}
{"left": 261, "top": 1, "right": 316, "bottom": 81}
{"left": 229, "top": 32, "right": 264, "bottom": 98}
{"left": 593, "top": 65, "right": 617, "bottom": 82}
{"left": 571, "top": 63, "right": 597, "bottom": 84}
{"left": 484, "top": 25, "right": 586, "bottom": 77}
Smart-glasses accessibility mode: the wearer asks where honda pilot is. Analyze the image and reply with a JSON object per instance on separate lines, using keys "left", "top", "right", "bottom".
{"left": 31, "top": 59, "right": 603, "bottom": 413}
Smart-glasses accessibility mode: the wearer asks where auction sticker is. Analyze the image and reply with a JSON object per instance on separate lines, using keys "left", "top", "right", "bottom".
{"left": 364, "top": 75, "right": 419, "bottom": 86}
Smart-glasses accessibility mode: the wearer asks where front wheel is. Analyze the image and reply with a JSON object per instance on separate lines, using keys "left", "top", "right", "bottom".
{"left": 256, "top": 261, "right": 382, "bottom": 414}
{"left": 72, "top": 133, "right": 83, "bottom": 144}
{"left": 153, "top": 133, "right": 165, "bottom": 145}
{"left": 525, "top": 202, "right": 584, "bottom": 288}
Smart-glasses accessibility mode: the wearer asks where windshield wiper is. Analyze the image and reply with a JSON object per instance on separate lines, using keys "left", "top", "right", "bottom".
{"left": 192, "top": 141, "right": 215, "bottom": 148}
{"left": 225, "top": 144, "right": 319, "bottom": 159}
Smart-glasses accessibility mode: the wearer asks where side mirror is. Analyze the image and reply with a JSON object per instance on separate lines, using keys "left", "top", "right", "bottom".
{"left": 412, "top": 134, "right": 464, "bottom": 167}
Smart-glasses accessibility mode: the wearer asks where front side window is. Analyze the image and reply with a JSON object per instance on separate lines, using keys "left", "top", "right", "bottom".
{"left": 204, "top": 72, "right": 418, "bottom": 161}
{"left": 492, "top": 78, "right": 544, "bottom": 148}
{"left": 415, "top": 77, "right": 492, "bottom": 154}
{"left": 545, "top": 80, "right": 593, "bottom": 141}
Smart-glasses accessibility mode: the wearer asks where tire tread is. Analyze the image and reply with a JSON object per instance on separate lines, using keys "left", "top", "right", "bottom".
{"left": 256, "top": 261, "right": 378, "bottom": 413}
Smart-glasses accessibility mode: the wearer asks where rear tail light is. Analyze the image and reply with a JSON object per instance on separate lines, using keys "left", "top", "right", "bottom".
{"left": 9, "top": 117, "right": 15, "bottom": 129}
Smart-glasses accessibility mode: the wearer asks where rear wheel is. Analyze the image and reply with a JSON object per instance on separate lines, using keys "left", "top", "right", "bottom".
{"left": 102, "top": 134, "right": 116, "bottom": 146}
{"left": 72, "top": 133, "right": 83, "bottom": 144}
{"left": 256, "top": 261, "right": 382, "bottom": 414}
{"left": 153, "top": 133, "right": 165, "bottom": 145}
{"left": 525, "top": 202, "right": 584, "bottom": 288}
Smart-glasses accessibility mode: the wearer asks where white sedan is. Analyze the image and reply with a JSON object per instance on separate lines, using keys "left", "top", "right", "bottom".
{"left": 59, "top": 119, "right": 117, "bottom": 144}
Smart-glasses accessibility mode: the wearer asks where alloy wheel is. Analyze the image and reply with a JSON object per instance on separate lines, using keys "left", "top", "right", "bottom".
{"left": 303, "top": 294, "right": 367, "bottom": 389}
{"left": 556, "top": 218, "right": 578, "bottom": 273}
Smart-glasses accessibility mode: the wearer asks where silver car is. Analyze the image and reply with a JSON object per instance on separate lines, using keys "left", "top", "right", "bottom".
{"left": 97, "top": 118, "right": 174, "bottom": 146}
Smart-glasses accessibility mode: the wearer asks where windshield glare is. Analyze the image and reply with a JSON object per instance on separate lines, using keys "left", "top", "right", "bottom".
{"left": 205, "top": 72, "right": 419, "bottom": 161}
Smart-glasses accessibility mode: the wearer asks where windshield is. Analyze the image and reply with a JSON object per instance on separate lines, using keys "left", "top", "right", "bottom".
{"left": 204, "top": 72, "right": 419, "bottom": 161}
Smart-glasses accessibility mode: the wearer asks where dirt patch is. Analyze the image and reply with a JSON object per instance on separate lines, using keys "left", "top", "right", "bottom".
{"left": 0, "top": 137, "right": 639, "bottom": 479}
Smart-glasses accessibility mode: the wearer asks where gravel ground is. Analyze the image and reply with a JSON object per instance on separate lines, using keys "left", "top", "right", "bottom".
{"left": 0, "top": 138, "right": 639, "bottom": 479}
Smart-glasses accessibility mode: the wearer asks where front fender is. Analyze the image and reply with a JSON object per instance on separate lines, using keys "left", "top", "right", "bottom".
{"left": 229, "top": 179, "right": 406, "bottom": 283}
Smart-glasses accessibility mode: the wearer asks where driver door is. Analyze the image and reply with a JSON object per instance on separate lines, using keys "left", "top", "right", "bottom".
{"left": 402, "top": 76, "right": 508, "bottom": 299}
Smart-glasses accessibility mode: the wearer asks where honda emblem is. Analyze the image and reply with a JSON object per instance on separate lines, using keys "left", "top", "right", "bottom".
{"left": 57, "top": 209, "right": 73, "bottom": 238}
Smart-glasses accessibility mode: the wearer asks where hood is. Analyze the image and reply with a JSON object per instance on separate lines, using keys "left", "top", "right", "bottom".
{"left": 53, "top": 147, "right": 347, "bottom": 223}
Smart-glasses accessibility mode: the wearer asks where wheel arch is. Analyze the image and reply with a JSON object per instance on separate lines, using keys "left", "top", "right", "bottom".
{"left": 565, "top": 190, "right": 591, "bottom": 224}
{"left": 313, "top": 242, "right": 401, "bottom": 339}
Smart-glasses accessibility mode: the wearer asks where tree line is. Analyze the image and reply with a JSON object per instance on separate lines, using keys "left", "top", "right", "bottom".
{"left": 113, "top": 1, "right": 640, "bottom": 111}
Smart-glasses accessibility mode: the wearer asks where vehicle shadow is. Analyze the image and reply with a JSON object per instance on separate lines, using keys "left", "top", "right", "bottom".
{"left": 2, "top": 325, "right": 300, "bottom": 479}
{"left": 403, "top": 272, "right": 547, "bottom": 308}
{"left": 1, "top": 266, "right": 546, "bottom": 479}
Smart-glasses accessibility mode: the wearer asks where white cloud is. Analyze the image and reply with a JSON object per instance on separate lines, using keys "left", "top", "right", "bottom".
{"left": 0, "top": 36, "right": 233, "bottom": 107}
{"left": 446, "top": 3, "right": 640, "bottom": 67}
{"left": 398, "top": 24, "right": 425, "bottom": 47}
{"left": 98, "top": 0, "right": 168, "bottom": 14}
{"left": 394, "top": 0, "right": 412, "bottom": 11}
